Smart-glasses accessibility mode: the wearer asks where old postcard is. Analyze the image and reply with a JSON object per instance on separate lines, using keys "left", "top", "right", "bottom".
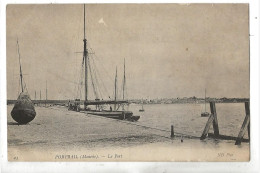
{"left": 6, "top": 3, "right": 250, "bottom": 162}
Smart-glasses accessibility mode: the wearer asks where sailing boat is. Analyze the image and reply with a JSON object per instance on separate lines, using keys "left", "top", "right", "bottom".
{"left": 69, "top": 5, "right": 139, "bottom": 121}
{"left": 11, "top": 39, "right": 36, "bottom": 124}
{"left": 139, "top": 99, "right": 145, "bottom": 112}
{"left": 201, "top": 89, "right": 210, "bottom": 117}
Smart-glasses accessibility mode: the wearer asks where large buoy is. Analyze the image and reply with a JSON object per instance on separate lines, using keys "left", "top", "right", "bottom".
{"left": 11, "top": 92, "right": 36, "bottom": 124}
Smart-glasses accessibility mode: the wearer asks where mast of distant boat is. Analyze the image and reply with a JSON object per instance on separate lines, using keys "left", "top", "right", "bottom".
{"left": 122, "top": 59, "right": 126, "bottom": 110}
{"left": 114, "top": 67, "right": 117, "bottom": 110}
{"left": 123, "top": 59, "right": 126, "bottom": 100}
{"left": 45, "top": 80, "right": 47, "bottom": 107}
{"left": 83, "top": 4, "right": 88, "bottom": 109}
{"left": 17, "top": 39, "right": 24, "bottom": 93}
{"left": 204, "top": 89, "right": 206, "bottom": 112}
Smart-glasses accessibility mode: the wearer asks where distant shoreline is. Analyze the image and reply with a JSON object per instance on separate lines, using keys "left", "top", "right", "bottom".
{"left": 7, "top": 97, "right": 249, "bottom": 105}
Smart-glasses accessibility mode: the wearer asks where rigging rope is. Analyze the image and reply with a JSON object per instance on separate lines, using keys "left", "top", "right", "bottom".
{"left": 89, "top": 55, "right": 104, "bottom": 99}
{"left": 87, "top": 55, "right": 99, "bottom": 99}
{"left": 83, "top": 111, "right": 200, "bottom": 140}
{"left": 76, "top": 58, "right": 84, "bottom": 99}
{"left": 89, "top": 53, "right": 112, "bottom": 99}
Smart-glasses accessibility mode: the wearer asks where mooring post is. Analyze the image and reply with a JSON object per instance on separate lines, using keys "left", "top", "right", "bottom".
{"left": 246, "top": 102, "right": 250, "bottom": 140}
{"left": 171, "top": 125, "right": 174, "bottom": 138}
{"left": 235, "top": 102, "right": 250, "bottom": 145}
{"left": 200, "top": 101, "right": 219, "bottom": 140}
{"left": 248, "top": 121, "right": 250, "bottom": 140}
{"left": 210, "top": 102, "right": 219, "bottom": 136}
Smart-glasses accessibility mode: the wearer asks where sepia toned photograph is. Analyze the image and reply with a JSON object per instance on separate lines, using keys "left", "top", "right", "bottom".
{"left": 6, "top": 3, "right": 250, "bottom": 162}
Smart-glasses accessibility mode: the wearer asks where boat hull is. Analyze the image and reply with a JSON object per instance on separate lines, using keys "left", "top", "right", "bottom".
{"left": 130, "top": 115, "right": 140, "bottom": 121}
{"left": 11, "top": 92, "right": 36, "bottom": 124}
{"left": 201, "top": 112, "right": 210, "bottom": 117}
{"left": 87, "top": 110, "right": 133, "bottom": 120}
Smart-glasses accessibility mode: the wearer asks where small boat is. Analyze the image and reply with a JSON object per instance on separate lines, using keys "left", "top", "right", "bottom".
{"left": 201, "top": 89, "right": 210, "bottom": 117}
{"left": 11, "top": 39, "right": 36, "bottom": 124}
{"left": 139, "top": 103, "right": 145, "bottom": 112}
{"left": 201, "top": 112, "right": 210, "bottom": 117}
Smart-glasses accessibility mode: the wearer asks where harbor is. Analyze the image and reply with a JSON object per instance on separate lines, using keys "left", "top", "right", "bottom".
{"left": 8, "top": 103, "right": 249, "bottom": 161}
{"left": 6, "top": 4, "right": 250, "bottom": 163}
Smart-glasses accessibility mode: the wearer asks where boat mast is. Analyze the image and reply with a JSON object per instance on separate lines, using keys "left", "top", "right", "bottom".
{"left": 122, "top": 59, "right": 126, "bottom": 110}
{"left": 83, "top": 4, "right": 88, "bottom": 107}
{"left": 123, "top": 58, "right": 126, "bottom": 100}
{"left": 204, "top": 89, "right": 206, "bottom": 112}
{"left": 17, "top": 39, "right": 24, "bottom": 92}
{"left": 46, "top": 80, "right": 47, "bottom": 107}
{"left": 114, "top": 67, "right": 117, "bottom": 110}
{"left": 40, "top": 90, "right": 41, "bottom": 105}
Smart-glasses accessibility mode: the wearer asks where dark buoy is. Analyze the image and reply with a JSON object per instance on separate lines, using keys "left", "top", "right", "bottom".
{"left": 11, "top": 92, "right": 36, "bottom": 124}
{"left": 11, "top": 39, "right": 36, "bottom": 124}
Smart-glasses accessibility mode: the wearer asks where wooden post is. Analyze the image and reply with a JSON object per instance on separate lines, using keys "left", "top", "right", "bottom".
{"left": 200, "top": 102, "right": 219, "bottom": 140}
{"left": 235, "top": 102, "right": 250, "bottom": 145}
{"left": 246, "top": 102, "right": 250, "bottom": 140}
{"left": 200, "top": 114, "right": 214, "bottom": 140}
{"left": 171, "top": 125, "right": 174, "bottom": 138}
{"left": 248, "top": 121, "right": 250, "bottom": 140}
{"left": 210, "top": 102, "right": 219, "bottom": 136}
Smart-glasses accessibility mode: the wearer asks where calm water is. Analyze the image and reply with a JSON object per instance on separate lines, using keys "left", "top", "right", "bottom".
{"left": 127, "top": 103, "right": 248, "bottom": 138}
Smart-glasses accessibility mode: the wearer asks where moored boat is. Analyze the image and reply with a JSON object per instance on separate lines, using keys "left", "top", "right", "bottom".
{"left": 139, "top": 102, "right": 145, "bottom": 112}
{"left": 201, "top": 89, "right": 210, "bottom": 117}
{"left": 11, "top": 39, "right": 36, "bottom": 124}
{"left": 69, "top": 5, "right": 139, "bottom": 121}
{"left": 201, "top": 112, "right": 210, "bottom": 117}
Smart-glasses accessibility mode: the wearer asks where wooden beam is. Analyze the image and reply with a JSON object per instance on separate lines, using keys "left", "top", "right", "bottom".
{"left": 246, "top": 102, "right": 250, "bottom": 140}
{"left": 248, "top": 121, "right": 250, "bottom": 140}
{"left": 200, "top": 114, "right": 214, "bottom": 140}
{"left": 235, "top": 102, "right": 250, "bottom": 145}
{"left": 208, "top": 133, "right": 249, "bottom": 142}
{"left": 210, "top": 102, "right": 219, "bottom": 136}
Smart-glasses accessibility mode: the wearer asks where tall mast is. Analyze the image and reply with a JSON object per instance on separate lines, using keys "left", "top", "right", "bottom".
{"left": 114, "top": 67, "right": 117, "bottom": 110}
{"left": 83, "top": 4, "right": 88, "bottom": 105}
{"left": 17, "top": 39, "right": 24, "bottom": 92}
{"left": 123, "top": 58, "right": 126, "bottom": 100}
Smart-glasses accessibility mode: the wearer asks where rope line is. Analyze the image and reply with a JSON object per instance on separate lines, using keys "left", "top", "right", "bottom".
{"left": 80, "top": 110, "right": 200, "bottom": 139}
{"left": 45, "top": 106, "right": 200, "bottom": 140}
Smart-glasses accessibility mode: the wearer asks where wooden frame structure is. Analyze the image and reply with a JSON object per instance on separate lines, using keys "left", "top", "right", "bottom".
{"left": 200, "top": 101, "right": 250, "bottom": 145}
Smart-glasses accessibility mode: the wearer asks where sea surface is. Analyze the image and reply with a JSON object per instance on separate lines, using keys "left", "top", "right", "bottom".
{"left": 127, "top": 103, "right": 248, "bottom": 138}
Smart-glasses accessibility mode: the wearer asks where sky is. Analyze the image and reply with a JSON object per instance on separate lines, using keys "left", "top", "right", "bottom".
{"left": 6, "top": 4, "right": 249, "bottom": 100}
